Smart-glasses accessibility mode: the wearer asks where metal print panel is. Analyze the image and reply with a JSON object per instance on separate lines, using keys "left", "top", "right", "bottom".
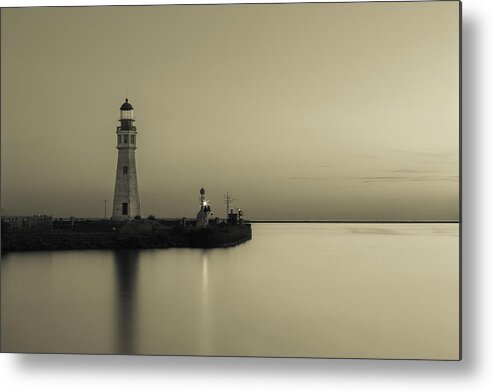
{"left": 0, "top": 1, "right": 461, "bottom": 359}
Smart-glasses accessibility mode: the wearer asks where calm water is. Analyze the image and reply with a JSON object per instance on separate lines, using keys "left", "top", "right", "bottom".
{"left": 0, "top": 223, "right": 459, "bottom": 359}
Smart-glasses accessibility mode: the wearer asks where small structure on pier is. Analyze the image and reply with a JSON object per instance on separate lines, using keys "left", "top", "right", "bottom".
{"left": 227, "top": 208, "right": 244, "bottom": 225}
{"left": 196, "top": 188, "right": 212, "bottom": 228}
{"left": 1, "top": 215, "right": 53, "bottom": 231}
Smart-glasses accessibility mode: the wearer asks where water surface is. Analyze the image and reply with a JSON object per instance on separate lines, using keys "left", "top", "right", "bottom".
{"left": 1, "top": 223, "right": 459, "bottom": 359}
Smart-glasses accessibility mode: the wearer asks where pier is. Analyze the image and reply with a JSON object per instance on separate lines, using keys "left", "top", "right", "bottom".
{"left": 1, "top": 218, "right": 252, "bottom": 252}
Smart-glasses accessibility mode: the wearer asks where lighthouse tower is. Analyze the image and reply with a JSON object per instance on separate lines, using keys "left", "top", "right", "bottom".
{"left": 112, "top": 98, "right": 141, "bottom": 220}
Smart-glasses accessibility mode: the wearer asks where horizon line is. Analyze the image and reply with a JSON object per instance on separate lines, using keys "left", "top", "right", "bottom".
{"left": 246, "top": 220, "right": 460, "bottom": 224}
{"left": 0, "top": 215, "right": 460, "bottom": 224}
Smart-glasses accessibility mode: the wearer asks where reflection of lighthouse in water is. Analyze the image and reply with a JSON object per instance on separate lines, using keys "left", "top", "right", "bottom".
{"left": 113, "top": 250, "right": 139, "bottom": 354}
{"left": 196, "top": 187, "right": 212, "bottom": 228}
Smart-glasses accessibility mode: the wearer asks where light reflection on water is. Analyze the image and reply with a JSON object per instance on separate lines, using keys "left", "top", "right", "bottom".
{"left": 0, "top": 224, "right": 459, "bottom": 359}
{"left": 198, "top": 251, "right": 211, "bottom": 355}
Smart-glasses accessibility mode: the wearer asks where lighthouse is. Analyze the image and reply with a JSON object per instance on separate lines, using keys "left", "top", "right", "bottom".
{"left": 111, "top": 98, "right": 141, "bottom": 220}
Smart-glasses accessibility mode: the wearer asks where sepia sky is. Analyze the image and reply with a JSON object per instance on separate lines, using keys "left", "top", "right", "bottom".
{"left": 0, "top": 2, "right": 460, "bottom": 220}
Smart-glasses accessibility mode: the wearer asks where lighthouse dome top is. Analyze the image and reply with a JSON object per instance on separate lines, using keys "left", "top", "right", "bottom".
{"left": 120, "top": 98, "right": 134, "bottom": 111}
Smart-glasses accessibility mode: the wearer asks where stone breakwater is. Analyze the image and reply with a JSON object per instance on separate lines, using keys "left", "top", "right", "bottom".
{"left": 1, "top": 220, "right": 252, "bottom": 252}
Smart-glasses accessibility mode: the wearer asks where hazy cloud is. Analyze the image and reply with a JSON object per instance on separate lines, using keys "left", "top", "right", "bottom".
{"left": 390, "top": 168, "right": 436, "bottom": 174}
{"left": 356, "top": 175, "right": 458, "bottom": 183}
{"left": 287, "top": 176, "right": 333, "bottom": 181}
{"left": 389, "top": 149, "right": 458, "bottom": 160}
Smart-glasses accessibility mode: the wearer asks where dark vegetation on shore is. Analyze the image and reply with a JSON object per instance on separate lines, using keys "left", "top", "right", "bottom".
{"left": 1, "top": 219, "right": 252, "bottom": 252}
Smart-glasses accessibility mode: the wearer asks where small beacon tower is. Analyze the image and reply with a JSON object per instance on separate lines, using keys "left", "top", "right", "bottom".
{"left": 196, "top": 188, "right": 212, "bottom": 228}
{"left": 112, "top": 98, "right": 141, "bottom": 220}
